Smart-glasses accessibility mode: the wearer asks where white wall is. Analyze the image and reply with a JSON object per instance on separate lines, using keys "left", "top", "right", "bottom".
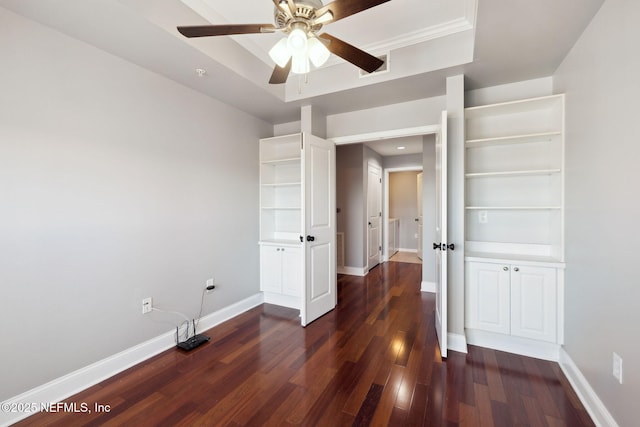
{"left": 553, "top": 1, "right": 639, "bottom": 425}
{"left": 0, "top": 8, "right": 270, "bottom": 401}
{"left": 326, "top": 96, "right": 446, "bottom": 138}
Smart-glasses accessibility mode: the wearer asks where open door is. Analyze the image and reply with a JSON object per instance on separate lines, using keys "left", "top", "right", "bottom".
{"left": 301, "top": 133, "right": 336, "bottom": 327}
{"left": 416, "top": 172, "right": 423, "bottom": 260}
{"left": 434, "top": 111, "right": 449, "bottom": 358}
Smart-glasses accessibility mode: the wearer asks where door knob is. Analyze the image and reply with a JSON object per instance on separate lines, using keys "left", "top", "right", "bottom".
{"left": 306, "top": 235, "right": 315, "bottom": 242}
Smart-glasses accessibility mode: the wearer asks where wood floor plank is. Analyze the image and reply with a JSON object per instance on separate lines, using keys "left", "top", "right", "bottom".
{"left": 14, "top": 262, "right": 594, "bottom": 427}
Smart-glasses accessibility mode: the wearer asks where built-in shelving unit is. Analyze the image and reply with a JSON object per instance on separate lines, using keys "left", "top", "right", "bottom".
{"left": 464, "top": 94, "right": 565, "bottom": 263}
{"left": 260, "top": 134, "right": 302, "bottom": 245}
{"left": 464, "top": 94, "right": 566, "bottom": 359}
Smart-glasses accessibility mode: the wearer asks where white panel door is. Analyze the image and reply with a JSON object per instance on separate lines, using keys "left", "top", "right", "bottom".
{"left": 466, "top": 262, "right": 510, "bottom": 334}
{"left": 367, "top": 163, "right": 382, "bottom": 270}
{"left": 435, "top": 110, "right": 449, "bottom": 358}
{"left": 301, "top": 133, "right": 336, "bottom": 327}
{"left": 511, "top": 265, "right": 557, "bottom": 342}
{"left": 416, "top": 172, "right": 423, "bottom": 260}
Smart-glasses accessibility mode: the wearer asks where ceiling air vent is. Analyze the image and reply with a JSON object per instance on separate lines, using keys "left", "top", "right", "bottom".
{"left": 359, "top": 53, "right": 389, "bottom": 78}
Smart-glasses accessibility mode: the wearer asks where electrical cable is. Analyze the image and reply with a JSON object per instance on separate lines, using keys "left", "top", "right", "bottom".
{"left": 152, "top": 307, "right": 192, "bottom": 340}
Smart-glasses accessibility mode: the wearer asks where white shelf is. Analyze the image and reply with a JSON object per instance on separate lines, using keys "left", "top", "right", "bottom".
{"left": 465, "top": 94, "right": 563, "bottom": 118}
{"left": 261, "top": 157, "right": 301, "bottom": 165}
{"left": 466, "top": 206, "right": 561, "bottom": 210}
{"left": 261, "top": 206, "right": 301, "bottom": 210}
{"left": 466, "top": 169, "right": 561, "bottom": 178}
{"left": 261, "top": 182, "right": 301, "bottom": 187}
{"left": 465, "top": 131, "right": 562, "bottom": 147}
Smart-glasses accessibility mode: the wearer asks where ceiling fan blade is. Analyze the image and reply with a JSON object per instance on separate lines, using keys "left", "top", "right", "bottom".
{"left": 272, "top": 0, "right": 293, "bottom": 19}
{"left": 315, "top": 0, "right": 391, "bottom": 23}
{"left": 269, "top": 58, "right": 292, "bottom": 84}
{"left": 177, "top": 24, "right": 276, "bottom": 38}
{"left": 320, "top": 33, "right": 384, "bottom": 73}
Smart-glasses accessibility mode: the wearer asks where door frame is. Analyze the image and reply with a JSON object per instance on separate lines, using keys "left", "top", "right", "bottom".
{"left": 331, "top": 125, "right": 440, "bottom": 268}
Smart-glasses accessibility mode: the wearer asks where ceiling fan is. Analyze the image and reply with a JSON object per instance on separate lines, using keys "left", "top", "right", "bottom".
{"left": 177, "top": 0, "right": 391, "bottom": 84}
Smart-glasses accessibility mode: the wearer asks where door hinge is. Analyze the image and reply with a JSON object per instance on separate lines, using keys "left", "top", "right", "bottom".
{"left": 379, "top": 246, "right": 382, "bottom": 251}
{"left": 379, "top": 178, "right": 382, "bottom": 183}
{"left": 379, "top": 212, "right": 382, "bottom": 217}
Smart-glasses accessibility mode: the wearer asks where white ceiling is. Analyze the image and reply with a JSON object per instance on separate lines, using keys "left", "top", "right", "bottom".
{"left": 364, "top": 135, "right": 424, "bottom": 157}
{"left": 0, "top": 0, "right": 604, "bottom": 126}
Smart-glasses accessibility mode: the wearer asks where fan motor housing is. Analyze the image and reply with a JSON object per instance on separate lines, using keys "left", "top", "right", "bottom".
{"left": 274, "top": 0, "right": 325, "bottom": 33}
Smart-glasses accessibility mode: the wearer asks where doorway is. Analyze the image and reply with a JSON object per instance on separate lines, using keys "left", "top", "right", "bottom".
{"left": 386, "top": 169, "right": 423, "bottom": 265}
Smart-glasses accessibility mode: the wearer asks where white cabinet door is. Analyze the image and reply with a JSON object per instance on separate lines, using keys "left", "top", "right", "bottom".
{"left": 260, "top": 245, "right": 284, "bottom": 294}
{"left": 511, "top": 265, "right": 557, "bottom": 342}
{"left": 467, "top": 262, "right": 510, "bottom": 334}
{"left": 281, "top": 246, "right": 302, "bottom": 297}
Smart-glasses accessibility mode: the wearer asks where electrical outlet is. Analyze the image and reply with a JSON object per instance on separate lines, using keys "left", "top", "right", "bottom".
{"left": 142, "top": 297, "right": 153, "bottom": 314}
{"left": 478, "top": 210, "right": 488, "bottom": 224}
{"left": 613, "top": 352, "right": 623, "bottom": 384}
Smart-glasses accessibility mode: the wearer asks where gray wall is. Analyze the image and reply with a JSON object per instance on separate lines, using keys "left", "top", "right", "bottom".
{"left": 389, "top": 171, "right": 420, "bottom": 251}
{"left": 554, "top": 0, "right": 639, "bottom": 425}
{"left": 336, "top": 144, "right": 365, "bottom": 269}
{"left": 0, "top": 8, "right": 270, "bottom": 401}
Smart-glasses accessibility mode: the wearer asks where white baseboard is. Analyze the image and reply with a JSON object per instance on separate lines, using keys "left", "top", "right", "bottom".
{"left": 448, "top": 332, "right": 468, "bottom": 354}
{"left": 338, "top": 266, "right": 367, "bottom": 276}
{"left": 466, "top": 329, "right": 561, "bottom": 362}
{"left": 559, "top": 349, "right": 619, "bottom": 427}
{"left": 421, "top": 281, "right": 436, "bottom": 293}
{"left": 0, "top": 293, "right": 264, "bottom": 427}
{"left": 398, "top": 248, "right": 418, "bottom": 253}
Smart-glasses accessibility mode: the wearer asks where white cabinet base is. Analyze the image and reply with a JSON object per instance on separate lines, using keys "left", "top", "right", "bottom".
{"left": 466, "top": 329, "right": 561, "bottom": 362}
{"left": 262, "top": 292, "right": 300, "bottom": 310}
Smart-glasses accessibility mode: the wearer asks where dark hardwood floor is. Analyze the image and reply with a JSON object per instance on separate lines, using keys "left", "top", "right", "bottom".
{"left": 16, "top": 262, "right": 594, "bottom": 426}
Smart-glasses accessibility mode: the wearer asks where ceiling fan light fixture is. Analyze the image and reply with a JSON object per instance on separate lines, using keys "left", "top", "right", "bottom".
{"left": 307, "top": 36, "right": 330, "bottom": 67}
{"left": 291, "top": 54, "right": 310, "bottom": 74}
{"left": 287, "top": 28, "right": 308, "bottom": 54}
{"left": 269, "top": 37, "right": 291, "bottom": 68}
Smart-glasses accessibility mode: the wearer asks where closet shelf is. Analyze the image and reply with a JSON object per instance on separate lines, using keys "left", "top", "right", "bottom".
{"left": 261, "top": 182, "right": 302, "bottom": 187}
{"left": 465, "top": 131, "right": 562, "bottom": 147}
{"left": 465, "top": 169, "right": 561, "bottom": 178}
{"left": 261, "top": 157, "right": 301, "bottom": 165}
{"left": 465, "top": 206, "right": 561, "bottom": 211}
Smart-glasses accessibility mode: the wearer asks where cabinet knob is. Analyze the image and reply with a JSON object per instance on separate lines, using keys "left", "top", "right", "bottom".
{"left": 281, "top": 248, "right": 285, "bottom": 252}
{"left": 503, "top": 266, "right": 508, "bottom": 271}
{"left": 276, "top": 248, "right": 281, "bottom": 251}
{"left": 306, "top": 235, "right": 315, "bottom": 242}
{"left": 513, "top": 267, "right": 520, "bottom": 272}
